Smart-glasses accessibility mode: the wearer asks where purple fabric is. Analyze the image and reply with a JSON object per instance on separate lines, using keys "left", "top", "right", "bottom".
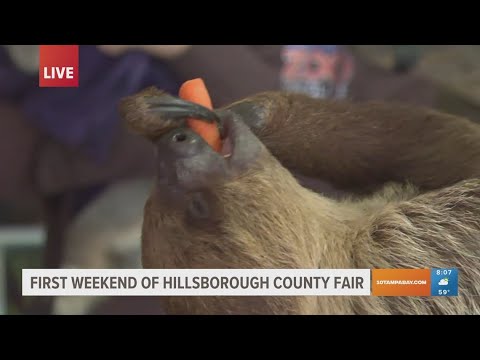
{"left": 0, "top": 45, "right": 180, "bottom": 163}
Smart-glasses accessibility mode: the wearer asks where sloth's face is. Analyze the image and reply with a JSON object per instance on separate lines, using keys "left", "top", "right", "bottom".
{"left": 141, "top": 112, "right": 280, "bottom": 270}
{"left": 120, "top": 88, "right": 289, "bottom": 271}
{"left": 154, "top": 112, "right": 263, "bottom": 192}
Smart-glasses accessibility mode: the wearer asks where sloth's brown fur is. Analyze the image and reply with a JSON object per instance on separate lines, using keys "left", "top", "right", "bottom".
{"left": 123, "top": 90, "right": 480, "bottom": 315}
{"left": 224, "top": 92, "right": 480, "bottom": 193}
{"left": 142, "top": 150, "right": 480, "bottom": 314}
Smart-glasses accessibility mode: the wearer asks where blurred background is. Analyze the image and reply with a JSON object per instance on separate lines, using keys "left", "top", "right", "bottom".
{"left": 1, "top": 45, "right": 479, "bottom": 315}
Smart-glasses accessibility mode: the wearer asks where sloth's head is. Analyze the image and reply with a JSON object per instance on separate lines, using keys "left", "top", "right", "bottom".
{"left": 119, "top": 88, "right": 312, "bottom": 272}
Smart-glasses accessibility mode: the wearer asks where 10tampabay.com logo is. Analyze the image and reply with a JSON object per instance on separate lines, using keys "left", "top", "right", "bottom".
{"left": 39, "top": 45, "right": 79, "bottom": 87}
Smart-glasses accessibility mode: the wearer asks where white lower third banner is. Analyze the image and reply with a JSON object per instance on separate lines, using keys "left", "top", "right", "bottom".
{"left": 22, "top": 269, "right": 371, "bottom": 296}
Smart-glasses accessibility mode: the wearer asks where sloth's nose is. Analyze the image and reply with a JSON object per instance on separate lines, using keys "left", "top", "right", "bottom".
{"left": 157, "top": 127, "right": 216, "bottom": 160}
{"left": 155, "top": 126, "right": 229, "bottom": 191}
{"left": 171, "top": 131, "right": 188, "bottom": 143}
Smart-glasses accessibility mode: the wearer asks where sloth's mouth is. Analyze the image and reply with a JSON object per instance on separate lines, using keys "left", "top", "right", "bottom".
{"left": 219, "top": 117, "right": 234, "bottom": 159}
{"left": 220, "top": 136, "right": 233, "bottom": 159}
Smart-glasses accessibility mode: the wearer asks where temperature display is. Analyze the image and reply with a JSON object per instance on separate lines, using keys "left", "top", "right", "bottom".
{"left": 431, "top": 268, "right": 458, "bottom": 296}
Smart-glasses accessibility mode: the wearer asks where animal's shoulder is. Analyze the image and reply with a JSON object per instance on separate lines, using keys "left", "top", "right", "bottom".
{"left": 363, "top": 179, "right": 480, "bottom": 268}
{"left": 353, "top": 179, "right": 480, "bottom": 314}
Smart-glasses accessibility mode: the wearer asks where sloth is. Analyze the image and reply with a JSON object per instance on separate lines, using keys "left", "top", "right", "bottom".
{"left": 119, "top": 88, "right": 480, "bottom": 315}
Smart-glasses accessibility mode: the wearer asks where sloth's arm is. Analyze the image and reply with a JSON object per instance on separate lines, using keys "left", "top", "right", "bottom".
{"left": 221, "top": 92, "right": 480, "bottom": 192}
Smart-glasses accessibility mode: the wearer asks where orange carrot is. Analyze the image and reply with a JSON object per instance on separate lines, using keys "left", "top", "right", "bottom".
{"left": 179, "top": 78, "right": 222, "bottom": 152}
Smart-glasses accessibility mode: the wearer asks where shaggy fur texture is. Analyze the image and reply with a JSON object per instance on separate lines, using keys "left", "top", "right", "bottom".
{"left": 141, "top": 150, "right": 480, "bottom": 314}
{"left": 123, "top": 89, "right": 480, "bottom": 315}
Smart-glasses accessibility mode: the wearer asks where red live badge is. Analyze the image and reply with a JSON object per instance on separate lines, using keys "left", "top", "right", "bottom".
{"left": 39, "top": 45, "right": 79, "bottom": 87}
